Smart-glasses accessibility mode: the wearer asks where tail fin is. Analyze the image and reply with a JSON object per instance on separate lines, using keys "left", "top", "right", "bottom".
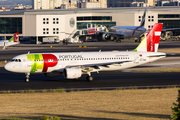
{"left": 8, "top": 33, "right": 19, "bottom": 42}
{"left": 14, "top": 33, "right": 19, "bottom": 42}
{"left": 139, "top": 8, "right": 146, "bottom": 27}
{"left": 133, "top": 23, "right": 163, "bottom": 52}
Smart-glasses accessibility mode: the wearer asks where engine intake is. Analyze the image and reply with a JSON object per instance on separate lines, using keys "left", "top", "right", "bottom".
{"left": 64, "top": 68, "right": 82, "bottom": 79}
{"left": 102, "top": 33, "right": 110, "bottom": 40}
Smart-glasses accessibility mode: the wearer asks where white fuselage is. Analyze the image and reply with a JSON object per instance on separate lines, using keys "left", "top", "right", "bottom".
{"left": 0, "top": 40, "right": 18, "bottom": 47}
{"left": 109, "top": 26, "right": 146, "bottom": 38}
{"left": 4, "top": 51, "right": 166, "bottom": 74}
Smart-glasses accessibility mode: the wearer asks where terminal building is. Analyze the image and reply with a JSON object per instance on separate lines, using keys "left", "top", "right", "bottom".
{"left": 0, "top": 7, "right": 180, "bottom": 43}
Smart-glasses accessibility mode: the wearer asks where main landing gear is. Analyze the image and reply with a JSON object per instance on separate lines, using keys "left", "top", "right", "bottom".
{"left": 86, "top": 72, "right": 93, "bottom": 81}
{"left": 25, "top": 73, "right": 30, "bottom": 82}
{"left": 86, "top": 75, "right": 93, "bottom": 81}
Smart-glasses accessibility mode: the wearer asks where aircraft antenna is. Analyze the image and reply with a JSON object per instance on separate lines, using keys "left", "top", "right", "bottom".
{"left": 99, "top": 50, "right": 101, "bottom": 52}
{"left": 28, "top": 51, "right": 30, "bottom": 54}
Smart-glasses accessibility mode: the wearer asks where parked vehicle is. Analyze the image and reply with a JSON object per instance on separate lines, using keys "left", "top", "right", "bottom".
{"left": 42, "top": 37, "right": 60, "bottom": 44}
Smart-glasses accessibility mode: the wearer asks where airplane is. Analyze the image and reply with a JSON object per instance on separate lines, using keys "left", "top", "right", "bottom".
{"left": 0, "top": 33, "right": 19, "bottom": 47}
{"left": 102, "top": 8, "right": 146, "bottom": 42}
{"left": 4, "top": 23, "right": 165, "bottom": 82}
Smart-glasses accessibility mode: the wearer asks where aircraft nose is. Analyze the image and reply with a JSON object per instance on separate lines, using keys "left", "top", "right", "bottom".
{"left": 4, "top": 63, "right": 12, "bottom": 72}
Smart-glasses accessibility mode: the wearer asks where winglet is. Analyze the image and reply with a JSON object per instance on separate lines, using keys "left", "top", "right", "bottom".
{"left": 133, "top": 23, "right": 163, "bottom": 52}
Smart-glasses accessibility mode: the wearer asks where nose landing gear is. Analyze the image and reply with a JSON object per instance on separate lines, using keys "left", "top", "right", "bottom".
{"left": 25, "top": 73, "right": 30, "bottom": 82}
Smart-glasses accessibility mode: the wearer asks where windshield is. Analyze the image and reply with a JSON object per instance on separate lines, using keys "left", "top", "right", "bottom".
{"left": 11, "top": 59, "right": 21, "bottom": 62}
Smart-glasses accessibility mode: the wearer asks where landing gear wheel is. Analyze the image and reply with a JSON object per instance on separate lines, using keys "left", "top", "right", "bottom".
{"left": 116, "top": 39, "right": 121, "bottom": 43}
{"left": 86, "top": 76, "right": 93, "bottom": 81}
{"left": 25, "top": 73, "right": 30, "bottom": 82}
{"left": 25, "top": 78, "right": 29, "bottom": 82}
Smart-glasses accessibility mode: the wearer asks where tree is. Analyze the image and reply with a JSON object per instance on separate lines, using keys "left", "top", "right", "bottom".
{"left": 171, "top": 88, "right": 180, "bottom": 120}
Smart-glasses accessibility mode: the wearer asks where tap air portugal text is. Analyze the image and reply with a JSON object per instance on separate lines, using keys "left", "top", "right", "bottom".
{"left": 4, "top": 23, "right": 166, "bottom": 82}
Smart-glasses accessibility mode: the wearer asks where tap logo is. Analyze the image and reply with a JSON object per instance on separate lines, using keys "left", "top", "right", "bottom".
{"left": 14, "top": 33, "right": 19, "bottom": 42}
{"left": 27, "top": 54, "right": 58, "bottom": 73}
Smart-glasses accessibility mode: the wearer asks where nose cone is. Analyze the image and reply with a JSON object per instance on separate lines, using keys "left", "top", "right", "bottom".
{"left": 4, "top": 63, "right": 12, "bottom": 72}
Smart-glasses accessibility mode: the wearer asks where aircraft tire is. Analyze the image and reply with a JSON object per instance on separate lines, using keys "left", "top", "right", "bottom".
{"left": 116, "top": 40, "right": 121, "bottom": 43}
{"left": 86, "top": 76, "right": 93, "bottom": 81}
{"left": 25, "top": 78, "right": 29, "bottom": 82}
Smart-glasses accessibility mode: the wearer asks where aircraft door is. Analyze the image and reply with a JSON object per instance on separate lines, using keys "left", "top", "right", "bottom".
{"left": 133, "top": 53, "right": 139, "bottom": 63}
{"left": 21, "top": 58, "right": 32, "bottom": 72}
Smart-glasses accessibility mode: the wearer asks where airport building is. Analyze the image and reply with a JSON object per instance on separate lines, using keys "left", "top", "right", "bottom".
{"left": 0, "top": 7, "right": 180, "bottom": 42}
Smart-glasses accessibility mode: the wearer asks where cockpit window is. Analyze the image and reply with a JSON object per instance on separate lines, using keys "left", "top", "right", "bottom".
{"left": 11, "top": 59, "right": 21, "bottom": 62}
{"left": 11, "top": 59, "right": 15, "bottom": 62}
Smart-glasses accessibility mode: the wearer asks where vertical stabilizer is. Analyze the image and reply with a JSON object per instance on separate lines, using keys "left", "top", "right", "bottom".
{"left": 8, "top": 33, "right": 19, "bottom": 42}
{"left": 14, "top": 33, "right": 19, "bottom": 42}
{"left": 133, "top": 23, "right": 163, "bottom": 52}
{"left": 139, "top": 8, "right": 146, "bottom": 27}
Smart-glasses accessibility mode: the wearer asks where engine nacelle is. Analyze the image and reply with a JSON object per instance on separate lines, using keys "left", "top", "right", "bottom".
{"left": 102, "top": 33, "right": 116, "bottom": 41}
{"left": 102, "top": 33, "right": 111, "bottom": 40}
{"left": 63, "top": 68, "right": 82, "bottom": 79}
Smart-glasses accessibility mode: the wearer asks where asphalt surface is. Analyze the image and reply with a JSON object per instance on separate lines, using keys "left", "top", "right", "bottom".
{"left": 0, "top": 67, "right": 180, "bottom": 91}
{"left": 0, "top": 41, "right": 180, "bottom": 91}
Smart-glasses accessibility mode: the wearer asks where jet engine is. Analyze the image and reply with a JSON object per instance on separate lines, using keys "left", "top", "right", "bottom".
{"left": 63, "top": 68, "right": 82, "bottom": 79}
{"left": 102, "top": 33, "right": 111, "bottom": 40}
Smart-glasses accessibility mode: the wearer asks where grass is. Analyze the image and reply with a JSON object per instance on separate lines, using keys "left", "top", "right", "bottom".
{"left": 0, "top": 88, "right": 178, "bottom": 120}
{"left": 0, "top": 88, "right": 66, "bottom": 94}
{"left": 0, "top": 60, "right": 8, "bottom": 66}
{"left": 1, "top": 117, "right": 23, "bottom": 120}
{"left": 132, "top": 68, "right": 180, "bottom": 72}
{"left": 1, "top": 115, "right": 61, "bottom": 120}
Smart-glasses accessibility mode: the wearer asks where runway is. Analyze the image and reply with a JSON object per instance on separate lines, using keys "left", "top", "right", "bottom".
{"left": 0, "top": 66, "right": 180, "bottom": 91}
{"left": 0, "top": 41, "right": 180, "bottom": 91}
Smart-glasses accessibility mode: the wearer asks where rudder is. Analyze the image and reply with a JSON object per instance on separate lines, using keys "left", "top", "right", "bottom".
{"left": 133, "top": 23, "right": 163, "bottom": 52}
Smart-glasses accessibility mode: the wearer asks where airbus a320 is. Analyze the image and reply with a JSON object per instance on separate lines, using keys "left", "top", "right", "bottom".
{"left": 4, "top": 23, "right": 165, "bottom": 82}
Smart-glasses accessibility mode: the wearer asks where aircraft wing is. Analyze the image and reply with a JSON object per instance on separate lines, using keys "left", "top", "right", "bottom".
{"left": 105, "top": 32, "right": 124, "bottom": 36}
{"left": 102, "top": 32, "right": 125, "bottom": 39}
{"left": 54, "top": 60, "right": 131, "bottom": 73}
{"left": 162, "top": 28, "right": 180, "bottom": 31}
{"left": 67, "top": 60, "right": 131, "bottom": 72}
